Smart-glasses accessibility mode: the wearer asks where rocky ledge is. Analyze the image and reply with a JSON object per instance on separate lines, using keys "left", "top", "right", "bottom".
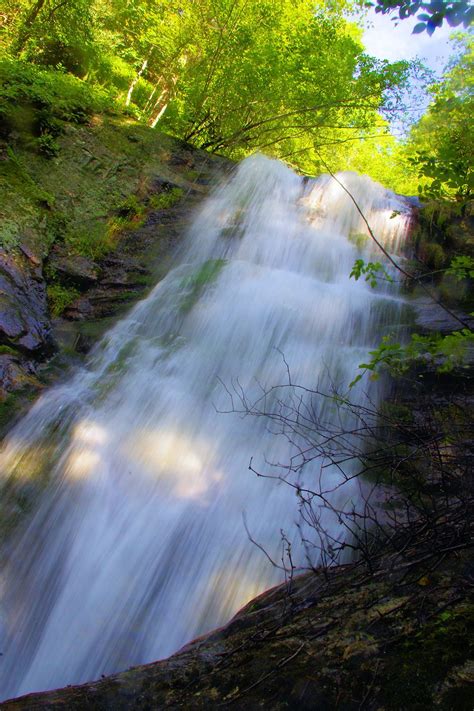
{"left": 2, "top": 542, "right": 472, "bottom": 710}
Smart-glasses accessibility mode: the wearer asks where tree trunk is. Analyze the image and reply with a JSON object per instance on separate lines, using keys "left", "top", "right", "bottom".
{"left": 125, "top": 57, "right": 149, "bottom": 107}
{"left": 14, "top": 0, "right": 47, "bottom": 55}
{"left": 149, "top": 90, "right": 169, "bottom": 128}
{"left": 148, "top": 75, "right": 177, "bottom": 129}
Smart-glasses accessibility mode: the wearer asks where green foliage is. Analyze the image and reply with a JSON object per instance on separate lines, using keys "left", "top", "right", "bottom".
{"left": 3, "top": 145, "right": 55, "bottom": 207}
{"left": 405, "top": 35, "right": 473, "bottom": 202}
{"left": 47, "top": 283, "right": 79, "bottom": 317}
{"left": 0, "top": 56, "right": 115, "bottom": 138}
{"left": 446, "top": 255, "right": 474, "bottom": 280}
{"left": 1, "top": 0, "right": 414, "bottom": 179}
{"left": 372, "top": 0, "right": 474, "bottom": 35}
{"left": 419, "top": 241, "right": 447, "bottom": 269}
{"left": 64, "top": 222, "right": 110, "bottom": 259}
{"left": 149, "top": 187, "right": 184, "bottom": 210}
{"left": 116, "top": 194, "right": 143, "bottom": 218}
{"left": 0, "top": 56, "right": 113, "bottom": 123}
{"left": 106, "top": 194, "right": 148, "bottom": 244}
{"left": 350, "top": 328, "right": 474, "bottom": 386}
{"left": 6, "top": 0, "right": 96, "bottom": 75}
{"left": 348, "top": 232, "right": 369, "bottom": 250}
{"left": 37, "top": 132, "right": 59, "bottom": 157}
{"left": 350, "top": 258, "right": 394, "bottom": 288}
{"left": 0, "top": 220, "right": 21, "bottom": 250}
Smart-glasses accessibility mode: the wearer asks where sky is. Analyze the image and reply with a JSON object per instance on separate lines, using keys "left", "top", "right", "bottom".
{"left": 355, "top": 9, "right": 463, "bottom": 133}
{"left": 360, "top": 9, "right": 458, "bottom": 74}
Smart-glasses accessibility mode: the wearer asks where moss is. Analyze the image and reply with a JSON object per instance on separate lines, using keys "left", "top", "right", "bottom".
{"left": 0, "top": 219, "right": 21, "bottom": 250}
{"left": 129, "top": 272, "right": 153, "bottom": 286}
{"left": 149, "top": 187, "right": 184, "bottom": 210}
{"left": 0, "top": 116, "right": 189, "bottom": 264}
{"left": 180, "top": 259, "right": 226, "bottom": 314}
{"left": 0, "top": 345, "right": 20, "bottom": 356}
{"left": 348, "top": 231, "right": 369, "bottom": 250}
{"left": 184, "top": 168, "right": 200, "bottom": 181}
{"left": 379, "top": 401, "right": 414, "bottom": 424}
{"left": 64, "top": 222, "right": 111, "bottom": 259}
{"left": 47, "top": 283, "right": 79, "bottom": 317}
{"left": 381, "top": 603, "right": 474, "bottom": 709}
{"left": 419, "top": 241, "right": 447, "bottom": 269}
{"left": 0, "top": 393, "right": 21, "bottom": 432}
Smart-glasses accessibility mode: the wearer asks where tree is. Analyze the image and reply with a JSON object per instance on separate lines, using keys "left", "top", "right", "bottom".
{"left": 372, "top": 0, "right": 474, "bottom": 35}
{"left": 407, "top": 34, "right": 473, "bottom": 201}
{"left": 7, "top": 0, "right": 95, "bottom": 75}
{"left": 155, "top": 0, "right": 411, "bottom": 167}
{"left": 1, "top": 0, "right": 416, "bottom": 178}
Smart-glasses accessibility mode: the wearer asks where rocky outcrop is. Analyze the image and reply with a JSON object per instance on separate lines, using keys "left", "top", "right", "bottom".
{"left": 48, "top": 246, "right": 100, "bottom": 287}
{"left": 0, "top": 353, "right": 37, "bottom": 399}
{"left": 0, "top": 126, "right": 231, "bottom": 431}
{"left": 0, "top": 250, "right": 52, "bottom": 355}
{"left": 2, "top": 544, "right": 472, "bottom": 710}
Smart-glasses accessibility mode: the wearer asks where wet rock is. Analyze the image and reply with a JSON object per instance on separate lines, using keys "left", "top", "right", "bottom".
{"left": 0, "top": 250, "right": 52, "bottom": 355}
{"left": 98, "top": 258, "right": 150, "bottom": 289}
{"left": 63, "top": 295, "right": 94, "bottom": 320}
{"left": 19, "top": 242, "right": 42, "bottom": 267}
{"left": 2, "top": 549, "right": 472, "bottom": 710}
{"left": 411, "top": 296, "right": 472, "bottom": 333}
{"left": 48, "top": 246, "right": 100, "bottom": 287}
{"left": 152, "top": 177, "right": 181, "bottom": 192}
{"left": 0, "top": 353, "right": 36, "bottom": 399}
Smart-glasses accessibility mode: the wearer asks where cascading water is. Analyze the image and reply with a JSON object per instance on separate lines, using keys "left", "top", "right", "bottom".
{"left": 0, "top": 155, "right": 412, "bottom": 700}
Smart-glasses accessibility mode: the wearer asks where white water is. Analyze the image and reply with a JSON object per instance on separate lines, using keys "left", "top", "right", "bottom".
{"left": 0, "top": 155, "right": 412, "bottom": 699}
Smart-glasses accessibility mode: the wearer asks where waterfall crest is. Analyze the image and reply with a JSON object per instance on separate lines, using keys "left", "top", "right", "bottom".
{"left": 0, "top": 155, "right": 413, "bottom": 699}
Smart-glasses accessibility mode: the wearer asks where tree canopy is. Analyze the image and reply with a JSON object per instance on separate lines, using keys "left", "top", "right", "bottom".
{"left": 372, "top": 0, "right": 474, "bottom": 35}
{"left": 0, "top": 0, "right": 415, "bottom": 176}
{"left": 406, "top": 34, "right": 473, "bottom": 200}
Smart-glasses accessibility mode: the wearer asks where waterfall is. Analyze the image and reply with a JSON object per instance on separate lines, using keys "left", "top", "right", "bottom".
{"left": 0, "top": 155, "right": 412, "bottom": 699}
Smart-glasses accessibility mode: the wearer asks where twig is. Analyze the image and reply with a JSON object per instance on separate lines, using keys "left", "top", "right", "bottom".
{"left": 316, "top": 153, "right": 471, "bottom": 330}
{"left": 220, "top": 642, "right": 305, "bottom": 705}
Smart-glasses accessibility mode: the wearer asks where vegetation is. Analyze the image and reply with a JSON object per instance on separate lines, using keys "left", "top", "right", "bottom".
{"left": 0, "top": 0, "right": 420, "bottom": 179}
{"left": 407, "top": 34, "right": 473, "bottom": 202}
{"left": 46, "top": 283, "right": 79, "bottom": 317}
{"left": 0, "top": 3, "right": 472, "bottom": 705}
{"left": 346, "top": 35, "right": 473, "bottom": 383}
{"left": 180, "top": 259, "right": 227, "bottom": 313}
{"left": 373, "top": 0, "right": 474, "bottom": 34}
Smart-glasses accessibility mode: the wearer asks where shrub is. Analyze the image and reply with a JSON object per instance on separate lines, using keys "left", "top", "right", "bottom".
{"left": 0, "top": 56, "right": 116, "bottom": 137}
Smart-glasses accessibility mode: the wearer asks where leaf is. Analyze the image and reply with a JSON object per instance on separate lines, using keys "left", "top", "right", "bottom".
{"left": 412, "top": 22, "right": 427, "bottom": 33}
{"left": 349, "top": 374, "right": 362, "bottom": 388}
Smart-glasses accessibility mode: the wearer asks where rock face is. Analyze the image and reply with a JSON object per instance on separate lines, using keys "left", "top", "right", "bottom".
{"left": 0, "top": 250, "right": 52, "bottom": 355}
{"left": 1, "top": 546, "right": 472, "bottom": 710}
{"left": 48, "top": 246, "right": 100, "bottom": 287}
{"left": 0, "top": 128, "right": 230, "bottom": 431}
{"left": 0, "top": 353, "right": 37, "bottom": 399}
